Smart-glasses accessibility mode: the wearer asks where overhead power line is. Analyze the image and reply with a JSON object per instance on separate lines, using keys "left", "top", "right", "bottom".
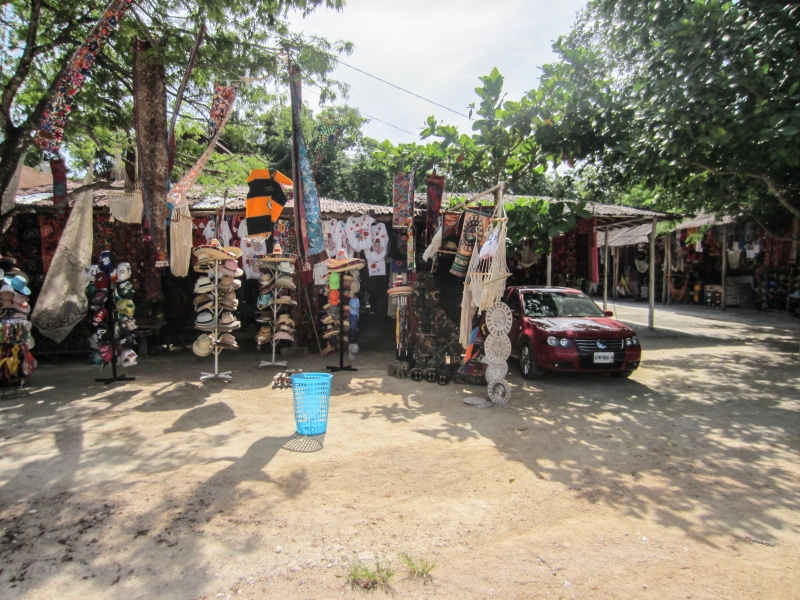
{"left": 302, "top": 86, "right": 418, "bottom": 137}
{"left": 334, "top": 59, "right": 472, "bottom": 121}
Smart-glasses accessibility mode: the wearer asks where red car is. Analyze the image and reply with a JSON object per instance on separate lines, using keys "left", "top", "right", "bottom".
{"left": 502, "top": 286, "right": 641, "bottom": 379}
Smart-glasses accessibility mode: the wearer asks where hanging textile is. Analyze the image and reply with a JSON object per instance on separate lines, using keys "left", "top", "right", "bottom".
{"left": 1, "top": 154, "right": 25, "bottom": 215}
{"left": 393, "top": 171, "right": 414, "bottom": 228}
{"left": 426, "top": 172, "right": 445, "bottom": 244}
{"left": 34, "top": 0, "right": 134, "bottom": 152}
{"left": 407, "top": 224, "right": 416, "bottom": 271}
{"left": 440, "top": 211, "right": 461, "bottom": 253}
{"left": 169, "top": 203, "right": 193, "bottom": 277}
{"left": 450, "top": 207, "right": 492, "bottom": 277}
{"left": 31, "top": 168, "right": 94, "bottom": 342}
{"left": 133, "top": 38, "right": 170, "bottom": 267}
{"left": 50, "top": 158, "right": 68, "bottom": 205}
{"left": 39, "top": 211, "right": 68, "bottom": 273}
{"left": 289, "top": 62, "right": 325, "bottom": 263}
{"left": 244, "top": 167, "right": 292, "bottom": 237}
{"left": 18, "top": 213, "right": 43, "bottom": 274}
{"left": 108, "top": 190, "right": 144, "bottom": 223}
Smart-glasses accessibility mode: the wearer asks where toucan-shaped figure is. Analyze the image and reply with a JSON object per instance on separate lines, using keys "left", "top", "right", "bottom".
{"left": 246, "top": 169, "right": 293, "bottom": 237}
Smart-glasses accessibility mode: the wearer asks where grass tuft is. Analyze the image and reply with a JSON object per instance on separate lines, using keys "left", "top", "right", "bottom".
{"left": 346, "top": 558, "right": 394, "bottom": 592}
{"left": 399, "top": 552, "right": 435, "bottom": 583}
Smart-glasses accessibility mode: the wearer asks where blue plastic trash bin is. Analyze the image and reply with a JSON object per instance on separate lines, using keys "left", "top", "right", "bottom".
{"left": 290, "top": 372, "right": 333, "bottom": 435}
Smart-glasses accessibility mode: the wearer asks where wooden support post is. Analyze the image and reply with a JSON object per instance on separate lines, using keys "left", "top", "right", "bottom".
{"left": 721, "top": 224, "right": 728, "bottom": 311}
{"left": 613, "top": 247, "right": 619, "bottom": 300}
{"left": 667, "top": 233, "right": 673, "bottom": 306}
{"left": 603, "top": 227, "right": 609, "bottom": 310}
{"left": 661, "top": 236, "right": 668, "bottom": 305}
{"left": 546, "top": 246, "right": 552, "bottom": 287}
{"left": 649, "top": 216, "right": 657, "bottom": 329}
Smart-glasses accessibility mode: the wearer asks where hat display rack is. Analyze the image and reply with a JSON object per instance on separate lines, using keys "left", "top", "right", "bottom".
{"left": 91, "top": 258, "right": 138, "bottom": 385}
{"left": 324, "top": 250, "right": 365, "bottom": 373}
{"left": 256, "top": 244, "right": 298, "bottom": 369}
{"left": 0, "top": 256, "right": 37, "bottom": 398}
{"left": 192, "top": 240, "right": 243, "bottom": 383}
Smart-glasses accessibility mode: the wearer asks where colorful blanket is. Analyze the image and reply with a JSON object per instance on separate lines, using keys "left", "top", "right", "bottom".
{"left": 50, "top": 159, "right": 68, "bottom": 205}
{"left": 393, "top": 171, "right": 414, "bottom": 228}
{"left": 35, "top": 0, "right": 134, "bottom": 152}
{"left": 133, "top": 38, "right": 170, "bottom": 267}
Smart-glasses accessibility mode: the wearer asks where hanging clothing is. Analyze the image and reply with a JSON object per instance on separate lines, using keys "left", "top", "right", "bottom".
{"left": 426, "top": 173, "right": 445, "bottom": 245}
{"left": 238, "top": 219, "right": 267, "bottom": 280}
{"left": 366, "top": 222, "right": 389, "bottom": 276}
{"left": 322, "top": 219, "right": 343, "bottom": 258}
{"left": 218, "top": 218, "right": 233, "bottom": 247}
{"left": 345, "top": 214, "right": 376, "bottom": 252}
{"left": 202, "top": 217, "right": 216, "bottom": 242}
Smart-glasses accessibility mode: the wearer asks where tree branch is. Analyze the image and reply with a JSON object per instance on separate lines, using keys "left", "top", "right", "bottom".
{"left": 748, "top": 212, "right": 800, "bottom": 243}
{"left": 0, "top": 0, "right": 44, "bottom": 132}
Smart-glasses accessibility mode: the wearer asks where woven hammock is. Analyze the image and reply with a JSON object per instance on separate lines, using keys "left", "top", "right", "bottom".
{"left": 465, "top": 200, "right": 510, "bottom": 312}
{"left": 108, "top": 190, "right": 144, "bottom": 223}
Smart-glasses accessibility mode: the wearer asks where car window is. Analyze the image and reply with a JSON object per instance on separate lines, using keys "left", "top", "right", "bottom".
{"left": 522, "top": 291, "right": 604, "bottom": 318}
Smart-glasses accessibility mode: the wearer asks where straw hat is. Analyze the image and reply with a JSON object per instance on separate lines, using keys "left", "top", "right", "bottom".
{"left": 326, "top": 248, "right": 365, "bottom": 273}
{"left": 193, "top": 333, "right": 214, "bottom": 357}
{"left": 193, "top": 239, "right": 236, "bottom": 261}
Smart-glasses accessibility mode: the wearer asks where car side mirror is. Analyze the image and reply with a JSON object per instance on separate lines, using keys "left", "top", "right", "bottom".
{"left": 603, "top": 310, "right": 614, "bottom": 317}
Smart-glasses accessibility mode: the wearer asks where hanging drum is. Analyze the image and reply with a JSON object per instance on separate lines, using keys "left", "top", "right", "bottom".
{"left": 485, "top": 302, "right": 513, "bottom": 336}
{"left": 484, "top": 333, "right": 511, "bottom": 364}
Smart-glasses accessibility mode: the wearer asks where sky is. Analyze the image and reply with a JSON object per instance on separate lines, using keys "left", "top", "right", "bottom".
{"left": 288, "top": 0, "right": 586, "bottom": 145}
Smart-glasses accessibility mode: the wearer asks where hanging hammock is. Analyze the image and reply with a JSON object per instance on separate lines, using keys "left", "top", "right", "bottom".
{"left": 170, "top": 203, "right": 193, "bottom": 277}
{"left": 465, "top": 199, "right": 511, "bottom": 312}
{"left": 107, "top": 146, "right": 144, "bottom": 224}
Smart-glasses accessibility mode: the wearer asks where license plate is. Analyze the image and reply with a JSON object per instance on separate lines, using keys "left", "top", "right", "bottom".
{"left": 593, "top": 352, "right": 615, "bottom": 364}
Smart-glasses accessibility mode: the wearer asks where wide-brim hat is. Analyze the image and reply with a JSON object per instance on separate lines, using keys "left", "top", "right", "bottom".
{"left": 323, "top": 326, "right": 340, "bottom": 339}
{"left": 0, "top": 255, "right": 16, "bottom": 271}
{"left": 218, "top": 260, "right": 244, "bottom": 277}
{"left": 275, "top": 276, "right": 296, "bottom": 290}
{"left": 274, "top": 296, "right": 297, "bottom": 306}
{"left": 387, "top": 285, "right": 413, "bottom": 297}
{"left": 216, "top": 276, "right": 241, "bottom": 291}
{"left": 194, "top": 277, "right": 216, "bottom": 294}
{"left": 223, "top": 245, "right": 242, "bottom": 259}
{"left": 194, "top": 259, "right": 215, "bottom": 273}
{"left": 277, "top": 314, "right": 296, "bottom": 328}
{"left": 193, "top": 293, "right": 215, "bottom": 306}
{"left": 273, "top": 331, "right": 293, "bottom": 342}
{"left": 193, "top": 333, "right": 214, "bottom": 357}
{"left": 214, "top": 332, "right": 239, "bottom": 349}
{"left": 258, "top": 243, "right": 297, "bottom": 263}
{"left": 4, "top": 275, "right": 31, "bottom": 296}
{"left": 194, "top": 239, "right": 236, "bottom": 260}
{"left": 326, "top": 248, "right": 365, "bottom": 273}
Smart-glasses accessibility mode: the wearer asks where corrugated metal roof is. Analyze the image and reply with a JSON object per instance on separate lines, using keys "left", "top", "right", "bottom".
{"left": 598, "top": 224, "right": 653, "bottom": 247}
{"left": 674, "top": 211, "right": 735, "bottom": 230}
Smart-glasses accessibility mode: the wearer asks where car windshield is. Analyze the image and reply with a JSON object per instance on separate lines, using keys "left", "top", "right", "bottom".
{"left": 522, "top": 291, "right": 605, "bottom": 318}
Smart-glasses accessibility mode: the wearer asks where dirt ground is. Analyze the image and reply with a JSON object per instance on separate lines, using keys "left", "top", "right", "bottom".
{"left": 1, "top": 303, "right": 799, "bottom": 599}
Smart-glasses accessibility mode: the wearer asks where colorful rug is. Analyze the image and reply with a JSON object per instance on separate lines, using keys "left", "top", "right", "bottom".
{"left": 133, "top": 38, "right": 170, "bottom": 267}
{"left": 440, "top": 211, "right": 462, "bottom": 253}
{"left": 426, "top": 173, "right": 445, "bottom": 244}
{"left": 392, "top": 171, "right": 414, "bottom": 228}
{"left": 34, "top": 0, "right": 134, "bottom": 152}
{"left": 450, "top": 207, "right": 492, "bottom": 277}
{"left": 18, "top": 213, "right": 43, "bottom": 274}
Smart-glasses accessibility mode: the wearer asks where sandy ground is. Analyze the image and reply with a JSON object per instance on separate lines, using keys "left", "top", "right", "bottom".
{"left": 1, "top": 304, "right": 799, "bottom": 599}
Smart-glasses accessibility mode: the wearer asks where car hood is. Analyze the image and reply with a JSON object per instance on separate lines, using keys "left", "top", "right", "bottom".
{"left": 531, "top": 317, "right": 633, "bottom": 337}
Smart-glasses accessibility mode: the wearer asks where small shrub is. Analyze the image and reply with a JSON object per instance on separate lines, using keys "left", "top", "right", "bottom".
{"left": 346, "top": 558, "right": 394, "bottom": 592}
{"left": 400, "top": 552, "right": 435, "bottom": 583}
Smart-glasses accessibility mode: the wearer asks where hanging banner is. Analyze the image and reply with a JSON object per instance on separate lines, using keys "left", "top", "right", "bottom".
{"left": 289, "top": 62, "right": 325, "bottom": 264}
{"left": 34, "top": 0, "right": 134, "bottom": 152}
{"left": 426, "top": 172, "right": 445, "bottom": 244}
{"left": 392, "top": 171, "right": 414, "bottom": 229}
{"left": 31, "top": 166, "right": 94, "bottom": 342}
{"left": 133, "top": 38, "right": 170, "bottom": 267}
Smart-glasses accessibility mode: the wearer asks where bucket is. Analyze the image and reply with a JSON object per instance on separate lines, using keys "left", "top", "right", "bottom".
{"left": 290, "top": 372, "right": 333, "bottom": 435}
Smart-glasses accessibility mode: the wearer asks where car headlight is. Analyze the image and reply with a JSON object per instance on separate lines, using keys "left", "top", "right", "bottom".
{"left": 547, "top": 336, "right": 572, "bottom": 348}
{"left": 626, "top": 337, "right": 632, "bottom": 346}
{"left": 632, "top": 335, "right": 639, "bottom": 346}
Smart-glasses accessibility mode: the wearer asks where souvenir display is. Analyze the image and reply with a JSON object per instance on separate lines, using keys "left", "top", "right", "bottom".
{"left": 86, "top": 252, "right": 138, "bottom": 384}
{"left": 324, "top": 250, "right": 364, "bottom": 373}
{"left": 0, "top": 255, "right": 37, "bottom": 394}
{"left": 192, "top": 239, "right": 242, "bottom": 382}
{"left": 255, "top": 243, "right": 298, "bottom": 368}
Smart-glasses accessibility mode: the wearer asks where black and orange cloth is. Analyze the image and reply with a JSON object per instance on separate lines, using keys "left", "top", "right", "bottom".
{"left": 245, "top": 169, "right": 293, "bottom": 237}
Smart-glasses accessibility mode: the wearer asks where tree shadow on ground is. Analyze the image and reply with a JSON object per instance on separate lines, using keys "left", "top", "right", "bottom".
{"left": 345, "top": 342, "right": 800, "bottom": 551}
{"left": 163, "top": 402, "right": 235, "bottom": 433}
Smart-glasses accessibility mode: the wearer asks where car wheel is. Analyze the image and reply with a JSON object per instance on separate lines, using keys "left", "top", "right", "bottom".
{"left": 611, "top": 371, "right": 634, "bottom": 379}
{"left": 519, "top": 342, "right": 544, "bottom": 380}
